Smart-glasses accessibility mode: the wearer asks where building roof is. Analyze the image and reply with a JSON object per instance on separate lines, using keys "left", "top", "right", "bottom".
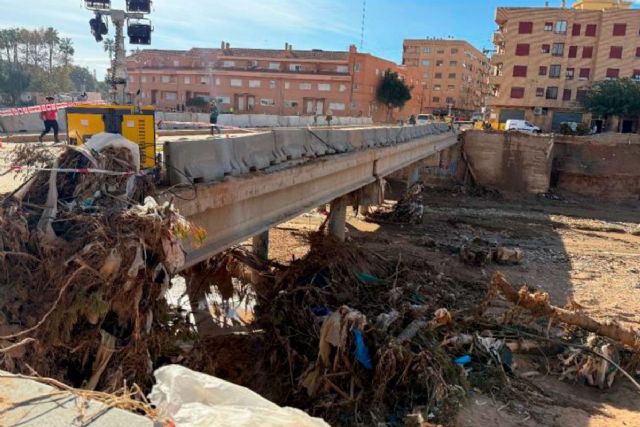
{"left": 130, "top": 47, "right": 349, "bottom": 61}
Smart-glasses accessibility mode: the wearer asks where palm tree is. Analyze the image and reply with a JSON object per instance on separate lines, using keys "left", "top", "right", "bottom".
{"left": 58, "top": 38, "right": 74, "bottom": 67}
{"left": 103, "top": 38, "right": 115, "bottom": 67}
{"left": 43, "top": 27, "right": 59, "bottom": 72}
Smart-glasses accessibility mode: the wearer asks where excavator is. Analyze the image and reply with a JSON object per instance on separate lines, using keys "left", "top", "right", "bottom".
{"left": 66, "top": 0, "right": 156, "bottom": 169}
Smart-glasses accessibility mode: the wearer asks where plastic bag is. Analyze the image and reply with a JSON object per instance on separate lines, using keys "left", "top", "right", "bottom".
{"left": 149, "top": 365, "right": 329, "bottom": 427}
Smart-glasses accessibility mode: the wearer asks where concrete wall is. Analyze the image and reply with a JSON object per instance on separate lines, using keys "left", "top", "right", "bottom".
{"left": 552, "top": 134, "right": 640, "bottom": 200}
{"left": 157, "top": 112, "right": 373, "bottom": 129}
{"left": 462, "top": 130, "right": 553, "bottom": 193}
{"left": 0, "top": 111, "right": 68, "bottom": 133}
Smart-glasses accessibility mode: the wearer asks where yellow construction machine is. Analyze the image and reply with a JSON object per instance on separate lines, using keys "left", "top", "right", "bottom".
{"left": 67, "top": 1, "right": 157, "bottom": 169}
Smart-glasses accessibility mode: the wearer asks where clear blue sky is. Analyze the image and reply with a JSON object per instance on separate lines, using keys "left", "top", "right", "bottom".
{"left": 1, "top": 0, "right": 639, "bottom": 78}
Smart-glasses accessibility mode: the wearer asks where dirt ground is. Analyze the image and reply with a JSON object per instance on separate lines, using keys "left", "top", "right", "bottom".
{"left": 265, "top": 181, "right": 640, "bottom": 427}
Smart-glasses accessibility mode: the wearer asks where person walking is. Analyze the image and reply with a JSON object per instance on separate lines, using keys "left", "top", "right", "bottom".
{"left": 39, "top": 96, "right": 60, "bottom": 143}
{"left": 209, "top": 101, "right": 221, "bottom": 135}
{"left": 326, "top": 109, "right": 333, "bottom": 127}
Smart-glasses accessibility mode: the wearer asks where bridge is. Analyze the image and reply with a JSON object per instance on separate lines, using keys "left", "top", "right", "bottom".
{"left": 162, "top": 123, "right": 459, "bottom": 270}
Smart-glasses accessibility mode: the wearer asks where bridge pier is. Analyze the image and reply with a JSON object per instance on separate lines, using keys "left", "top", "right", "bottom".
{"left": 328, "top": 196, "right": 348, "bottom": 241}
{"left": 251, "top": 230, "right": 269, "bottom": 283}
{"left": 407, "top": 167, "right": 421, "bottom": 189}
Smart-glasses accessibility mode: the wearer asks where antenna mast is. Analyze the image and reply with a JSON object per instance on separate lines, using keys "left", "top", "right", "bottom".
{"left": 360, "top": 0, "right": 366, "bottom": 50}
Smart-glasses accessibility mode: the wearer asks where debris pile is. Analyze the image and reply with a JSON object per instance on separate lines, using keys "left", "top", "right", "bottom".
{"left": 367, "top": 183, "right": 425, "bottom": 224}
{"left": 0, "top": 134, "right": 200, "bottom": 392}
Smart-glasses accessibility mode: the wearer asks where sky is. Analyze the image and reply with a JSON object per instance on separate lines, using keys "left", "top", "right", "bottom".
{"left": 1, "top": 0, "right": 639, "bottom": 78}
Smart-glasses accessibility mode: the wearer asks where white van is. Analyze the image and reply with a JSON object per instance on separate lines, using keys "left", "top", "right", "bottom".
{"left": 505, "top": 119, "right": 542, "bottom": 133}
{"left": 416, "top": 114, "right": 435, "bottom": 125}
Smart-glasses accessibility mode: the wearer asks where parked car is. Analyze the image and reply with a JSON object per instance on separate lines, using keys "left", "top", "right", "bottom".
{"left": 470, "top": 112, "right": 484, "bottom": 122}
{"left": 505, "top": 119, "right": 542, "bottom": 133}
{"left": 416, "top": 114, "right": 435, "bottom": 124}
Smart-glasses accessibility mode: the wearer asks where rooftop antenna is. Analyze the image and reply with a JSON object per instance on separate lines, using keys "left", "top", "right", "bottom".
{"left": 360, "top": 0, "right": 366, "bottom": 50}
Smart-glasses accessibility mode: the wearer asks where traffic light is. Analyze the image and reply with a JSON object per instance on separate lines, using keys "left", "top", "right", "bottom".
{"left": 90, "top": 14, "right": 108, "bottom": 42}
{"left": 126, "top": 0, "right": 152, "bottom": 13}
{"left": 127, "top": 19, "right": 152, "bottom": 45}
{"left": 85, "top": 0, "right": 111, "bottom": 10}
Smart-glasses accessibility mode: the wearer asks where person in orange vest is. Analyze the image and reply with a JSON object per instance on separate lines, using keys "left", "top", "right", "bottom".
{"left": 39, "top": 96, "right": 60, "bottom": 143}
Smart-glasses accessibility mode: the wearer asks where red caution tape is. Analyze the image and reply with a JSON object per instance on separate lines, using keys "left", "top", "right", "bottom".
{"left": 0, "top": 100, "right": 106, "bottom": 118}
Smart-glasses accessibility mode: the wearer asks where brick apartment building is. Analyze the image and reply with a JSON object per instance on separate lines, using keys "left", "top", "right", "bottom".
{"left": 126, "top": 43, "right": 422, "bottom": 122}
{"left": 402, "top": 39, "right": 491, "bottom": 117}
{"left": 490, "top": 0, "right": 640, "bottom": 131}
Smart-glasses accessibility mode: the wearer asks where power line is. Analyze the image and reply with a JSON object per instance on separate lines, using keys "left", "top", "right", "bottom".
{"left": 360, "top": 0, "right": 366, "bottom": 51}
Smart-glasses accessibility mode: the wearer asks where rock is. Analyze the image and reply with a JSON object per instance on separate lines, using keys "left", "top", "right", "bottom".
{"left": 493, "top": 247, "right": 524, "bottom": 265}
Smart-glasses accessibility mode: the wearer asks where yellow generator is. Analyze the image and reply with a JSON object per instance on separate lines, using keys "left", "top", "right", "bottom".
{"left": 66, "top": 104, "right": 157, "bottom": 169}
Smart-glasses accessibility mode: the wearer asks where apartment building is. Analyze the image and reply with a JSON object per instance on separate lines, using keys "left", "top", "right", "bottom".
{"left": 490, "top": 0, "right": 640, "bottom": 131}
{"left": 402, "top": 39, "right": 491, "bottom": 116}
{"left": 126, "top": 43, "right": 422, "bottom": 122}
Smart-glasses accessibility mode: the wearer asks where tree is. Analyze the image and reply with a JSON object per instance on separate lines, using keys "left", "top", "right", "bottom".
{"left": 69, "top": 66, "right": 99, "bottom": 92}
{"left": 581, "top": 78, "right": 640, "bottom": 131}
{"left": 103, "top": 38, "right": 115, "bottom": 63}
{"left": 58, "top": 38, "right": 74, "bottom": 67}
{"left": 376, "top": 69, "right": 412, "bottom": 122}
{"left": 43, "top": 27, "right": 60, "bottom": 72}
{"left": 0, "top": 62, "right": 31, "bottom": 105}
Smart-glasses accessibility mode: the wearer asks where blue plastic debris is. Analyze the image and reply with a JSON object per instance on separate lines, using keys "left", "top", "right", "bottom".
{"left": 355, "top": 272, "right": 382, "bottom": 284}
{"left": 353, "top": 328, "right": 373, "bottom": 370}
{"left": 454, "top": 355, "right": 472, "bottom": 366}
{"left": 310, "top": 306, "right": 331, "bottom": 317}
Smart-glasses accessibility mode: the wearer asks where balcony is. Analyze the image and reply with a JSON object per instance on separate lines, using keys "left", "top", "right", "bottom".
{"left": 489, "top": 73, "right": 504, "bottom": 86}
{"left": 492, "top": 31, "right": 504, "bottom": 45}
{"left": 490, "top": 51, "right": 505, "bottom": 65}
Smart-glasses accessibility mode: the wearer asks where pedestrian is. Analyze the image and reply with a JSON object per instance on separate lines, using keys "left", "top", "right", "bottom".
{"left": 409, "top": 114, "right": 417, "bottom": 125}
{"left": 209, "top": 101, "right": 221, "bottom": 135}
{"left": 39, "top": 96, "right": 60, "bottom": 143}
{"left": 326, "top": 109, "right": 333, "bottom": 127}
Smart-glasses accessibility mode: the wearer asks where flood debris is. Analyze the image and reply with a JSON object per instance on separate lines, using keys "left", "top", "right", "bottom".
{"left": 0, "top": 134, "right": 202, "bottom": 392}
{"left": 367, "top": 183, "right": 425, "bottom": 224}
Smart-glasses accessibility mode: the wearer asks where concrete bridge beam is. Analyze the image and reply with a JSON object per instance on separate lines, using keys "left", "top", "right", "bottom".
{"left": 328, "top": 196, "right": 348, "bottom": 241}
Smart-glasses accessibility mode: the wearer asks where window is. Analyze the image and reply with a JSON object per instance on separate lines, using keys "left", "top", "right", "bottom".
{"left": 447, "top": 85, "right": 455, "bottom": 90}
{"left": 161, "top": 75, "right": 171, "bottom": 83}
{"left": 354, "top": 63, "right": 361, "bottom": 72}
{"left": 423, "top": 47, "right": 431, "bottom": 53}
{"left": 352, "top": 83, "right": 359, "bottom": 90}
{"left": 422, "top": 59, "right": 430, "bottom": 66}
{"left": 579, "top": 68, "right": 590, "bottom": 79}
{"left": 269, "top": 80, "right": 276, "bottom": 89}
{"left": 164, "top": 92, "right": 177, "bottom": 101}
{"left": 269, "top": 62, "right": 280, "bottom": 70}
{"left": 434, "top": 84, "right": 442, "bottom": 91}
{"left": 566, "top": 68, "right": 575, "bottom": 80}
{"left": 284, "top": 81, "right": 290, "bottom": 89}
{"left": 545, "top": 87, "right": 558, "bottom": 99}
{"left": 140, "top": 76, "right": 147, "bottom": 83}
{"left": 289, "top": 64, "right": 302, "bottom": 72}
{"left": 336, "top": 65, "right": 348, "bottom": 73}
{"left": 536, "top": 87, "right": 544, "bottom": 97}
{"left": 510, "top": 87, "right": 525, "bottom": 98}
{"left": 539, "top": 66, "right": 548, "bottom": 76}
{"left": 549, "top": 64, "right": 561, "bottom": 78}
{"left": 613, "top": 23, "right": 626, "bottom": 36}
{"left": 606, "top": 68, "right": 620, "bottom": 79}
{"left": 329, "top": 102, "right": 345, "bottom": 111}
{"left": 230, "top": 79, "right": 242, "bottom": 87}
{"left": 513, "top": 65, "right": 528, "bottom": 77}
{"left": 544, "top": 22, "right": 553, "bottom": 32}
{"left": 183, "top": 76, "right": 191, "bottom": 84}
{"left": 435, "top": 73, "right": 442, "bottom": 79}
{"left": 446, "top": 97, "right": 455, "bottom": 104}
{"left": 633, "top": 70, "right": 640, "bottom": 80}
{"left": 449, "top": 60, "right": 458, "bottom": 66}
{"left": 541, "top": 44, "right": 551, "bottom": 54}
{"left": 568, "top": 46, "right": 578, "bottom": 58}
{"left": 215, "top": 78, "right": 221, "bottom": 86}
{"left": 318, "top": 83, "right": 331, "bottom": 91}
{"left": 436, "top": 60, "right": 444, "bottom": 66}
{"left": 563, "top": 89, "right": 572, "bottom": 101}
{"left": 432, "top": 97, "right": 440, "bottom": 102}
{"left": 223, "top": 61, "right": 235, "bottom": 68}
{"left": 610, "top": 46, "right": 623, "bottom": 59}
{"left": 216, "top": 96, "right": 230, "bottom": 104}
{"left": 299, "top": 82, "right": 311, "bottom": 90}
{"left": 200, "top": 76, "right": 209, "bottom": 84}
{"left": 515, "top": 43, "right": 530, "bottom": 56}
{"left": 249, "top": 80, "right": 261, "bottom": 88}
{"left": 448, "top": 73, "right": 457, "bottom": 79}
{"left": 260, "top": 99, "right": 275, "bottom": 106}
{"left": 576, "top": 90, "right": 588, "bottom": 103}
{"left": 339, "top": 84, "right": 346, "bottom": 92}
{"left": 519, "top": 22, "right": 533, "bottom": 34}
{"left": 637, "top": 47, "right": 640, "bottom": 58}
{"left": 555, "top": 21, "right": 568, "bottom": 34}
{"left": 284, "top": 100, "right": 298, "bottom": 108}
{"left": 552, "top": 43, "right": 564, "bottom": 57}
{"left": 451, "top": 48, "right": 459, "bottom": 54}
{"left": 585, "top": 24, "right": 597, "bottom": 37}
{"left": 437, "top": 49, "right": 445, "bottom": 54}
{"left": 572, "top": 23, "right": 581, "bottom": 36}
{"left": 351, "top": 101, "right": 357, "bottom": 108}
{"left": 582, "top": 46, "right": 593, "bottom": 58}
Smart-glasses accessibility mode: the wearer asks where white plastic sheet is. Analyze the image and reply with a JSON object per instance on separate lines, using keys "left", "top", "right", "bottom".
{"left": 149, "top": 365, "right": 329, "bottom": 427}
